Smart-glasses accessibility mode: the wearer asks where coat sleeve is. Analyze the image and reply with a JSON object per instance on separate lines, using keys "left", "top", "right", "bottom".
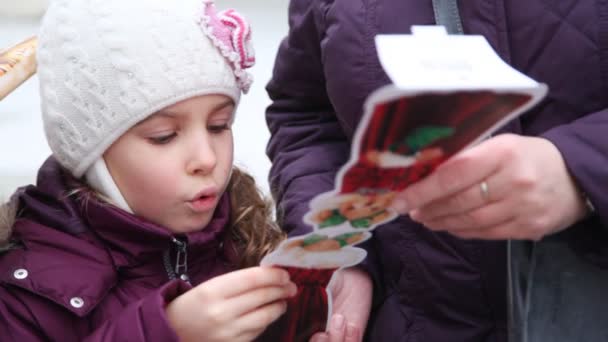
{"left": 265, "top": 0, "right": 385, "bottom": 312}
{"left": 82, "top": 280, "right": 187, "bottom": 342}
{"left": 266, "top": 0, "right": 350, "bottom": 237}
{"left": 542, "top": 108, "right": 608, "bottom": 227}
{"left": 0, "top": 280, "right": 188, "bottom": 342}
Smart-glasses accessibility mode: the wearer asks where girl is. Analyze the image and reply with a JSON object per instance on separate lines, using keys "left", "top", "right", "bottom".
{"left": 0, "top": 0, "right": 297, "bottom": 341}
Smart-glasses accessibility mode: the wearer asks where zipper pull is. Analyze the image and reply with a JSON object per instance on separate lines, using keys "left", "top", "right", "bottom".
{"left": 172, "top": 237, "right": 190, "bottom": 283}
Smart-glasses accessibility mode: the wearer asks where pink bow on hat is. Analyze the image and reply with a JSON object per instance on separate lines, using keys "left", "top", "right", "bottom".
{"left": 197, "top": 0, "right": 255, "bottom": 93}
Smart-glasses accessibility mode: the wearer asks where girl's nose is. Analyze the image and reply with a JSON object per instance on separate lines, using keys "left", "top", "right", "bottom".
{"left": 185, "top": 134, "right": 217, "bottom": 175}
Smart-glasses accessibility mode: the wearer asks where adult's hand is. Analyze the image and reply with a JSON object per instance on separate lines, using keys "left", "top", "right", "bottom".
{"left": 310, "top": 267, "right": 372, "bottom": 342}
{"left": 390, "top": 134, "right": 590, "bottom": 240}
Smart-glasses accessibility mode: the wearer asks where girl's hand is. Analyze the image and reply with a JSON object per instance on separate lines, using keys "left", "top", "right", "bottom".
{"left": 390, "top": 134, "right": 590, "bottom": 240}
{"left": 309, "top": 267, "right": 372, "bottom": 342}
{"left": 166, "top": 267, "right": 297, "bottom": 342}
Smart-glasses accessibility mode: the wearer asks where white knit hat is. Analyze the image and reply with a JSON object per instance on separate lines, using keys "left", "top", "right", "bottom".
{"left": 37, "top": 0, "right": 255, "bottom": 178}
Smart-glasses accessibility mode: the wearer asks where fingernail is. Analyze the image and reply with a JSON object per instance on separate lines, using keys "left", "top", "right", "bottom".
{"left": 332, "top": 314, "right": 345, "bottom": 330}
{"left": 390, "top": 199, "right": 409, "bottom": 213}
{"left": 281, "top": 271, "right": 290, "bottom": 284}
{"left": 313, "top": 333, "right": 329, "bottom": 342}
{"left": 288, "top": 282, "right": 298, "bottom": 296}
{"left": 346, "top": 323, "right": 358, "bottom": 338}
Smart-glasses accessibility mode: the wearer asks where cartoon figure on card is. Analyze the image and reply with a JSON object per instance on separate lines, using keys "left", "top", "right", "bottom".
{"left": 306, "top": 192, "right": 397, "bottom": 230}
{"left": 364, "top": 125, "right": 453, "bottom": 168}
{"left": 339, "top": 91, "right": 532, "bottom": 194}
{"left": 284, "top": 232, "right": 369, "bottom": 252}
{"left": 263, "top": 232, "right": 370, "bottom": 269}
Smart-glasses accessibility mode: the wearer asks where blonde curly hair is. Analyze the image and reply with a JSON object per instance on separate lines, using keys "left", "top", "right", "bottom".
{"left": 225, "top": 167, "right": 285, "bottom": 268}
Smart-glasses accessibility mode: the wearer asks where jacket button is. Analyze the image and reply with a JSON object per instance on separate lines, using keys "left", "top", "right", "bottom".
{"left": 13, "top": 269, "right": 28, "bottom": 280}
{"left": 70, "top": 297, "right": 85, "bottom": 308}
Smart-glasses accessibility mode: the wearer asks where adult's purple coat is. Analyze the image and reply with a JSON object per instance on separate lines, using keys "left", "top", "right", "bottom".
{"left": 265, "top": 1, "right": 608, "bottom": 341}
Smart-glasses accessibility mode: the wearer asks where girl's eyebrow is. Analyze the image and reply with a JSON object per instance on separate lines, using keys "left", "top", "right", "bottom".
{"left": 153, "top": 110, "right": 180, "bottom": 118}
{"left": 210, "top": 99, "right": 235, "bottom": 113}
{"left": 135, "top": 99, "right": 235, "bottom": 126}
{"left": 134, "top": 110, "right": 177, "bottom": 127}
{"left": 154, "top": 99, "right": 234, "bottom": 117}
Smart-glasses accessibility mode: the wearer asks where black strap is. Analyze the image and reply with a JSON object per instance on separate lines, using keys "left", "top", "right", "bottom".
{"left": 431, "top": 0, "right": 464, "bottom": 34}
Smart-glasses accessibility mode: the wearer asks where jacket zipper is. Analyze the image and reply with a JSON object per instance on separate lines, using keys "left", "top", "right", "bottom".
{"left": 163, "top": 237, "right": 190, "bottom": 284}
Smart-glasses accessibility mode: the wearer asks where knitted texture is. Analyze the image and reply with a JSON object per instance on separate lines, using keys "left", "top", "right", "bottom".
{"left": 37, "top": 0, "right": 254, "bottom": 178}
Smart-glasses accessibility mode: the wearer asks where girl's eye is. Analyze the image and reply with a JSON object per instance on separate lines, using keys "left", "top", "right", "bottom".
{"left": 208, "top": 124, "right": 230, "bottom": 134}
{"left": 148, "top": 133, "right": 177, "bottom": 145}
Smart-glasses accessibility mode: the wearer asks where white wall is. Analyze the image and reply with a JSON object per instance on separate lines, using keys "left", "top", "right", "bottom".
{"left": 0, "top": 0, "right": 288, "bottom": 199}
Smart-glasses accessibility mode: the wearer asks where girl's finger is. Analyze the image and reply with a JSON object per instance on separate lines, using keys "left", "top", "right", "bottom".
{"left": 233, "top": 300, "right": 289, "bottom": 336}
{"left": 200, "top": 266, "right": 290, "bottom": 299}
{"left": 310, "top": 332, "right": 330, "bottom": 342}
{"left": 223, "top": 282, "right": 297, "bottom": 317}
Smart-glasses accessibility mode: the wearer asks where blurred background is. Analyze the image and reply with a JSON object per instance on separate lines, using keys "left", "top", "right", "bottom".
{"left": 0, "top": 0, "right": 288, "bottom": 200}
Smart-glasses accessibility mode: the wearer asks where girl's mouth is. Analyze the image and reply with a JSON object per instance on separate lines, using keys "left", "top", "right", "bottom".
{"left": 188, "top": 195, "right": 217, "bottom": 212}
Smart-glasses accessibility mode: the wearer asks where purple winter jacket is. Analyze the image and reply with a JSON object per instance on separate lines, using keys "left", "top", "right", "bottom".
{"left": 0, "top": 158, "right": 239, "bottom": 341}
{"left": 266, "top": 0, "right": 608, "bottom": 341}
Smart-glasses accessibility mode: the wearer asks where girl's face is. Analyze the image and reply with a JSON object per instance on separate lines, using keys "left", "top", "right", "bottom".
{"left": 104, "top": 94, "right": 235, "bottom": 233}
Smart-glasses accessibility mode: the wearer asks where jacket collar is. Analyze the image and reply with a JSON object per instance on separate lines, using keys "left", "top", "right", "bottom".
{"left": 19, "top": 157, "right": 232, "bottom": 266}
{"left": 85, "top": 192, "right": 231, "bottom": 269}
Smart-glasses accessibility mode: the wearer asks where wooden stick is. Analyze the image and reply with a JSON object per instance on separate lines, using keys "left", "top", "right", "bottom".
{"left": 0, "top": 36, "right": 37, "bottom": 101}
